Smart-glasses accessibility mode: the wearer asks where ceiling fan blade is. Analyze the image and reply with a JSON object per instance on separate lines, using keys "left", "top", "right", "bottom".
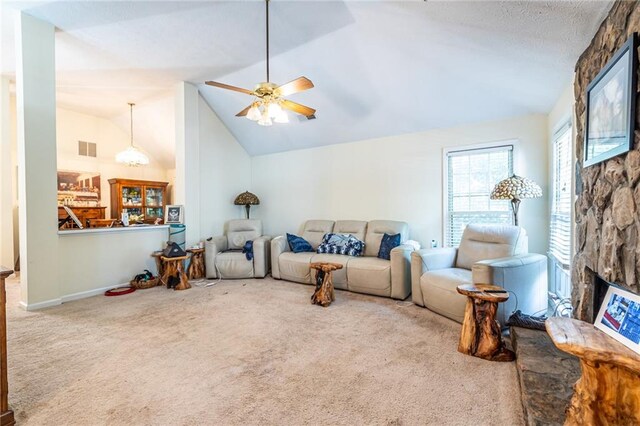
{"left": 280, "top": 99, "right": 316, "bottom": 118}
{"left": 276, "top": 77, "right": 314, "bottom": 97}
{"left": 205, "top": 81, "right": 255, "bottom": 96}
{"left": 236, "top": 105, "right": 253, "bottom": 117}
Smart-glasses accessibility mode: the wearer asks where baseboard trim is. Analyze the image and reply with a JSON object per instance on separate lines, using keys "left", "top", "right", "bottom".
{"left": 19, "top": 298, "right": 62, "bottom": 311}
{"left": 20, "top": 282, "right": 128, "bottom": 311}
{"left": 61, "top": 283, "right": 128, "bottom": 303}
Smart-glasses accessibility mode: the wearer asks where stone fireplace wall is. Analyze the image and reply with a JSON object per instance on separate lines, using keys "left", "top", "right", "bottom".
{"left": 573, "top": 1, "right": 640, "bottom": 321}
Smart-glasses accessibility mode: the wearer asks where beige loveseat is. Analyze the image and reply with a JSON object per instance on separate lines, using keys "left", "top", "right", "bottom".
{"left": 411, "top": 224, "right": 547, "bottom": 324}
{"left": 271, "top": 220, "right": 412, "bottom": 299}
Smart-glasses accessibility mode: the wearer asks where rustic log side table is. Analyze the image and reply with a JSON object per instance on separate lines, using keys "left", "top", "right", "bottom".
{"left": 456, "top": 283, "right": 515, "bottom": 362}
{"left": 151, "top": 251, "right": 164, "bottom": 277}
{"left": 546, "top": 317, "right": 640, "bottom": 425}
{"left": 160, "top": 256, "right": 190, "bottom": 291}
{"left": 310, "top": 262, "right": 343, "bottom": 307}
{"left": 186, "top": 248, "right": 206, "bottom": 280}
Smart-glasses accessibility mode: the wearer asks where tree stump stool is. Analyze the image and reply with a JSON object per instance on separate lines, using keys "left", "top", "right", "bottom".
{"left": 546, "top": 317, "right": 640, "bottom": 425}
{"left": 160, "top": 256, "right": 190, "bottom": 291}
{"left": 187, "top": 248, "right": 206, "bottom": 280}
{"left": 456, "top": 283, "right": 514, "bottom": 362}
{"left": 310, "top": 262, "right": 343, "bottom": 307}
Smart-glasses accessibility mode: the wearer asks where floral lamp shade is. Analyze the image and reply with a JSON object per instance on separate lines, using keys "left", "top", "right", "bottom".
{"left": 490, "top": 175, "right": 542, "bottom": 226}
{"left": 234, "top": 191, "right": 260, "bottom": 219}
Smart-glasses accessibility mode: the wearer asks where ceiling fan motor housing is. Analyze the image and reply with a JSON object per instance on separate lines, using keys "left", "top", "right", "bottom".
{"left": 254, "top": 82, "right": 278, "bottom": 97}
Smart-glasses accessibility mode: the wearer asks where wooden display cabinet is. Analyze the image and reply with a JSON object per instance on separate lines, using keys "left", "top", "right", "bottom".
{"left": 108, "top": 178, "right": 169, "bottom": 224}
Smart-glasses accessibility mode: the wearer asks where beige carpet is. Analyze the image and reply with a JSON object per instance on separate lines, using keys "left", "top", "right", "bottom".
{"left": 4, "top": 275, "right": 523, "bottom": 425}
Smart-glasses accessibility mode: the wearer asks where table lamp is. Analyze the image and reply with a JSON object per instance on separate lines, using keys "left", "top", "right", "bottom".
{"left": 234, "top": 191, "right": 260, "bottom": 219}
{"left": 490, "top": 175, "right": 542, "bottom": 226}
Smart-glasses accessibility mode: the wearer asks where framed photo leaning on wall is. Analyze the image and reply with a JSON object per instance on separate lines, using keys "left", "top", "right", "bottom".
{"left": 165, "top": 205, "right": 184, "bottom": 224}
{"left": 595, "top": 285, "right": 640, "bottom": 355}
{"left": 584, "top": 33, "right": 637, "bottom": 167}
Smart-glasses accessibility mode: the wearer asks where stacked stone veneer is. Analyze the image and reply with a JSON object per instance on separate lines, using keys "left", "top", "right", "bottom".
{"left": 573, "top": 1, "right": 640, "bottom": 321}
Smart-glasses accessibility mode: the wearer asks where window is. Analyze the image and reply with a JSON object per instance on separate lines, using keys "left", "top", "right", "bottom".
{"left": 549, "top": 123, "right": 572, "bottom": 267}
{"left": 445, "top": 143, "right": 514, "bottom": 247}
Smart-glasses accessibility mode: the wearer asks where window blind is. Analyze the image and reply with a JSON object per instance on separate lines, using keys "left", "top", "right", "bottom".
{"left": 446, "top": 144, "right": 513, "bottom": 247}
{"left": 549, "top": 123, "right": 573, "bottom": 267}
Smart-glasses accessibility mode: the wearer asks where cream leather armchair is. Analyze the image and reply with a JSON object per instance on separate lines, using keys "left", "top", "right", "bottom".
{"left": 205, "top": 219, "right": 271, "bottom": 279}
{"left": 411, "top": 224, "right": 546, "bottom": 324}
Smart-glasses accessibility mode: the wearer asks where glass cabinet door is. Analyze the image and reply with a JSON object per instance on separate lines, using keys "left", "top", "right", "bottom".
{"left": 122, "top": 186, "right": 142, "bottom": 206}
{"left": 122, "top": 207, "right": 143, "bottom": 222}
{"left": 146, "top": 207, "right": 163, "bottom": 219}
{"left": 145, "top": 187, "right": 164, "bottom": 207}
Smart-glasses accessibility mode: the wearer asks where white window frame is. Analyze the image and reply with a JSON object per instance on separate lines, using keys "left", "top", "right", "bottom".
{"left": 549, "top": 120, "right": 573, "bottom": 268}
{"left": 442, "top": 139, "right": 519, "bottom": 247}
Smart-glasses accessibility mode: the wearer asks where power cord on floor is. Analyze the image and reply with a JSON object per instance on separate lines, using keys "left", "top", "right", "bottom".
{"left": 192, "top": 254, "right": 223, "bottom": 288}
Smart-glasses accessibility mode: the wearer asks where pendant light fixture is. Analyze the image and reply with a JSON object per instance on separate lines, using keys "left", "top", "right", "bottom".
{"left": 115, "top": 103, "right": 149, "bottom": 167}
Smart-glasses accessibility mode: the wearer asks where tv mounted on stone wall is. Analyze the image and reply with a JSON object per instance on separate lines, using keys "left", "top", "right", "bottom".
{"left": 584, "top": 33, "right": 637, "bottom": 168}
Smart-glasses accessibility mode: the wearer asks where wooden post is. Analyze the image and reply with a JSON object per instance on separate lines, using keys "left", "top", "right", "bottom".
{"left": 0, "top": 267, "right": 15, "bottom": 426}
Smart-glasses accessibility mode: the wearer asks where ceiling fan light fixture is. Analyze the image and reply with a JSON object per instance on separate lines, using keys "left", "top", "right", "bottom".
{"left": 267, "top": 101, "right": 283, "bottom": 118}
{"left": 258, "top": 110, "right": 273, "bottom": 126}
{"left": 274, "top": 109, "right": 289, "bottom": 124}
{"left": 247, "top": 104, "right": 262, "bottom": 121}
{"left": 204, "top": 0, "right": 316, "bottom": 125}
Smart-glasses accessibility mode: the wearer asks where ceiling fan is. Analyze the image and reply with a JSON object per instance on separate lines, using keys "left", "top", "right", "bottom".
{"left": 205, "top": 0, "right": 316, "bottom": 126}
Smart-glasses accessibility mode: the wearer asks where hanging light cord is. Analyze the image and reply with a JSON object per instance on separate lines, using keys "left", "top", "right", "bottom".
{"left": 266, "top": 0, "right": 270, "bottom": 83}
{"left": 129, "top": 102, "right": 135, "bottom": 148}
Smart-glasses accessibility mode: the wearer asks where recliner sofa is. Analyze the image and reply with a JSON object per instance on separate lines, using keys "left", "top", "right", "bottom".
{"left": 271, "top": 220, "right": 412, "bottom": 299}
{"left": 411, "top": 224, "right": 547, "bottom": 324}
{"left": 205, "top": 219, "right": 271, "bottom": 279}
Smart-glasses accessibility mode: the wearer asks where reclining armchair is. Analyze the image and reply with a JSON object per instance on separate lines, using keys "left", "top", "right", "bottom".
{"left": 204, "top": 219, "right": 271, "bottom": 279}
{"left": 411, "top": 224, "right": 546, "bottom": 324}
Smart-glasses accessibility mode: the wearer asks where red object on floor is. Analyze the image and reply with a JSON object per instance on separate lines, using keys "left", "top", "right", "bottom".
{"left": 104, "top": 286, "right": 136, "bottom": 296}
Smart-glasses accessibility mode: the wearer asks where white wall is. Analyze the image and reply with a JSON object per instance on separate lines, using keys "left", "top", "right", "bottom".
{"left": 16, "top": 13, "right": 60, "bottom": 306}
{"left": 198, "top": 95, "right": 251, "bottom": 237}
{"left": 251, "top": 114, "right": 549, "bottom": 255}
{"left": 54, "top": 227, "right": 168, "bottom": 308}
{"left": 56, "top": 107, "right": 171, "bottom": 216}
{"left": 0, "top": 78, "right": 14, "bottom": 269}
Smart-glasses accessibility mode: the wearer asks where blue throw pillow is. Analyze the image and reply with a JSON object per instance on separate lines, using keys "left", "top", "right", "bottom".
{"left": 286, "top": 233, "right": 313, "bottom": 253}
{"left": 377, "top": 233, "right": 401, "bottom": 260}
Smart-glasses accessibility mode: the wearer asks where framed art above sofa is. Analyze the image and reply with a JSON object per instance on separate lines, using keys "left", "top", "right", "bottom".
{"left": 584, "top": 33, "right": 637, "bottom": 167}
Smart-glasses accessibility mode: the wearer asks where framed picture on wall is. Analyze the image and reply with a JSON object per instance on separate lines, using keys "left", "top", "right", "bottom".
{"left": 165, "top": 205, "right": 184, "bottom": 224}
{"left": 584, "top": 33, "right": 637, "bottom": 167}
{"left": 594, "top": 285, "right": 640, "bottom": 355}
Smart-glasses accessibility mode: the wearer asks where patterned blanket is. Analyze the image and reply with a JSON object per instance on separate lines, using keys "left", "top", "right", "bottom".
{"left": 317, "top": 233, "right": 365, "bottom": 257}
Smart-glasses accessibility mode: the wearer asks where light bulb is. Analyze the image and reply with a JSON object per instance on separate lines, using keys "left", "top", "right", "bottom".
{"left": 247, "top": 105, "right": 261, "bottom": 121}
{"left": 268, "top": 102, "right": 283, "bottom": 118}
{"left": 258, "top": 110, "right": 272, "bottom": 126}
{"left": 274, "top": 110, "right": 289, "bottom": 124}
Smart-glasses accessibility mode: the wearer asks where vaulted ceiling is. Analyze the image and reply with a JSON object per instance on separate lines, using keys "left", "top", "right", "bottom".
{"left": 2, "top": 1, "right": 612, "bottom": 156}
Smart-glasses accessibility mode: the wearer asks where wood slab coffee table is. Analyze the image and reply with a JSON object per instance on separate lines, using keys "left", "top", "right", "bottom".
{"left": 310, "top": 262, "right": 343, "bottom": 307}
{"left": 546, "top": 317, "right": 640, "bottom": 425}
{"left": 456, "top": 283, "right": 514, "bottom": 362}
